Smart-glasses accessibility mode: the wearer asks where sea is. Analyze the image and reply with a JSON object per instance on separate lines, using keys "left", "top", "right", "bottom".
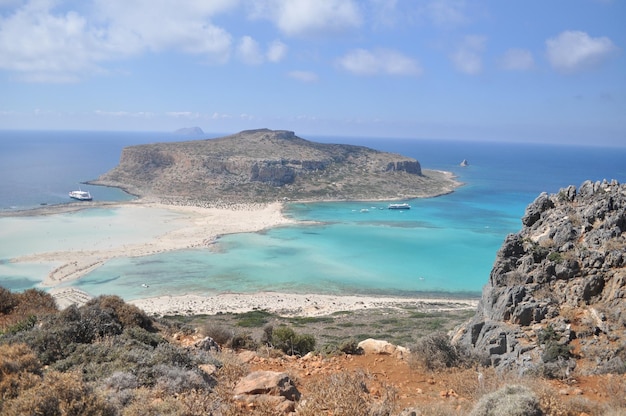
{"left": 1, "top": 130, "right": 625, "bottom": 301}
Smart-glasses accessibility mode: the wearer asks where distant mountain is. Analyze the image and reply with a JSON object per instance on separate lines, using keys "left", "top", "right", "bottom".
{"left": 174, "top": 127, "right": 205, "bottom": 135}
{"left": 92, "top": 129, "right": 460, "bottom": 204}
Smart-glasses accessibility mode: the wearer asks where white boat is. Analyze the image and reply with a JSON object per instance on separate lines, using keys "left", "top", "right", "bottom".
{"left": 69, "top": 189, "right": 92, "bottom": 201}
{"left": 388, "top": 203, "right": 410, "bottom": 210}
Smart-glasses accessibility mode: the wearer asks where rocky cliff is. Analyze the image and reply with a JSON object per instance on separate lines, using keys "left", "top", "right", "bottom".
{"left": 453, "top": 180, "right": 626, "bottom": 377}
{"left": 92, "top": 129, "right": 459, "bottom": 203}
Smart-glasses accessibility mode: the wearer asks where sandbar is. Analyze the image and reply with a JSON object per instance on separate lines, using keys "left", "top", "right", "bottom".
{"left": 3, "top": 200, "right": 296, "bottom": 286}
{"left": 4, "top": 200, "right": 480, "bottom": 317}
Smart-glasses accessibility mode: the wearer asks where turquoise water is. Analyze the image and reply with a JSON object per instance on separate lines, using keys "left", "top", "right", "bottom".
{"left": 2, "top": 132, "right": 626, "bottom": 299}
{"left": 68, "top": 185, "right": 519, "bottom": 300}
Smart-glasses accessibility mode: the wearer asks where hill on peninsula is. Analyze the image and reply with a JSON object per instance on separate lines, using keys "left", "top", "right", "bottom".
{"left": 92, "top": 129, "right": 459, "bottom": 203}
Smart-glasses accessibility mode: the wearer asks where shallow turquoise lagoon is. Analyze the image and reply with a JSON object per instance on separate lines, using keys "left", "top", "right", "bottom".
{"left": 69, "top": 186, "right": 523, "bottom": 300}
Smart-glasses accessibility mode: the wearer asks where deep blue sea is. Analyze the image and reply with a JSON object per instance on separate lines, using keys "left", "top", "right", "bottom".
{"left": 1, "top": 130, "right": 625, "bottom": 300}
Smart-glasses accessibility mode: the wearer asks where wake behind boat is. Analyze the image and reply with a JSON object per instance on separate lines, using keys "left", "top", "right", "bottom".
{"left": 69, "top": 189, "right": 92, "bottom": 201}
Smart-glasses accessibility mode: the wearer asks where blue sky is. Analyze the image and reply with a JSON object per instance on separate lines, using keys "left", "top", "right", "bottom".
{"left": 0, "top": 0, "right": 624, "bottom": 145}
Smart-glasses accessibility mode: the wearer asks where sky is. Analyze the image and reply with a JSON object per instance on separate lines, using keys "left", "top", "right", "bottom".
{"left": 0, "top": 0, "right": 624, "bottom": 146}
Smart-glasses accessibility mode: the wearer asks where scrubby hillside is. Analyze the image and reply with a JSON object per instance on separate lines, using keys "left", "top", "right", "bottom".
{"left": 453, "top": 180, "right": 626, "bottom": 378}
{"left": 92, "top": 129, "right": 459, "bottom": 203}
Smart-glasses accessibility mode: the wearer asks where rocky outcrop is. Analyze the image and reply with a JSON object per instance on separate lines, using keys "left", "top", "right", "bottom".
{"left": 453, "top": 180, "right": 626, "bottom": 376}
{"left": 91, "top": 129, "right": 460, "bottom": 204}
{"left": 233, "top": 370, "right": 300, "bottom": 413}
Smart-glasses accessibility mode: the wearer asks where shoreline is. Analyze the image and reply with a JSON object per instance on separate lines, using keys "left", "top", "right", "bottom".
{"left": 49, "top": 287, "right": 479, "bottom": 317}
{"left": 5, "top": 199, "right": 298, "bottom": 286}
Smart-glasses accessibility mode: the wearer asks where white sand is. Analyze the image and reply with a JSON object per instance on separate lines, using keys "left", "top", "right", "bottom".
{"left": 129, "top": 292, "right": 478, "bottom": 317}
{"left": 47, "top": 286, "right": 478, "bottom": 317}
{"left": 5, "top": 200, "right": 480, "bottom": 317}
{"left": 5, "top": 201, "right": 295, "bottom": 286}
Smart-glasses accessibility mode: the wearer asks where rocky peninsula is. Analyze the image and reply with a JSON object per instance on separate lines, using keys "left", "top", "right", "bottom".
{"left": 91, "top": 128, "right": 460, "bottom": 204}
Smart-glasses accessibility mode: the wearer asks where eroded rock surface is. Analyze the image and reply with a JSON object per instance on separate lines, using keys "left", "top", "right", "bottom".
{"left": 453, "top": 180, "right": 626, "bottom": 376}
{"left": 92, "top": 129, "right": 459, "bottom": 204}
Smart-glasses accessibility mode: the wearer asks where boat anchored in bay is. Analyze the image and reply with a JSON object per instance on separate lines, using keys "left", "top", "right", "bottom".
{"left": 69, "top": 188, "right": 92, "bottom": 201}
{"left": 388, "top": 203, "right": 410, "bottom": 210}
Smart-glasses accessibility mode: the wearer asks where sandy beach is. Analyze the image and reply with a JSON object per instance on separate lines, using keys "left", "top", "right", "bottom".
{"left": 4, "top": 200, "right": 481, "bottom": 317}
{"left": 4, "top": 200, "right": 296, "bottom": 286}
{"left": 47, "top": 286, "right": 478, "bottom": 317}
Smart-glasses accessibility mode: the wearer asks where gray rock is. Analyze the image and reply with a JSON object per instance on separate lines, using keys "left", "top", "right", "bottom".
{"left": 453, "top": 181, "right": 626, "bottom": 375}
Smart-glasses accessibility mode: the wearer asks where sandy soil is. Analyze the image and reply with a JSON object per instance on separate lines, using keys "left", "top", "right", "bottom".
{"left": 7, "top": 200, "right": 296, "bottom": 286}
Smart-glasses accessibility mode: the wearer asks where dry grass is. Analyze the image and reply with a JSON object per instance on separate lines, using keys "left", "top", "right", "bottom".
{"left": 296, "top": 371, "right": 397, "bottom": 416}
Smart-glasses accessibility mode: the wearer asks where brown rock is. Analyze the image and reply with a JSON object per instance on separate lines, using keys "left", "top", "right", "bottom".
{"left": 234, "top": 371, "right": 300, "bottom": 401}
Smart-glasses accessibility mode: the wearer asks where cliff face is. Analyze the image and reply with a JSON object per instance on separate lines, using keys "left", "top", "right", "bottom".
{"left": 453, "top": 180, "right": 626, "bottom": 377}
{"left": 93, "top": 129, "right": 459, "bottom": 203}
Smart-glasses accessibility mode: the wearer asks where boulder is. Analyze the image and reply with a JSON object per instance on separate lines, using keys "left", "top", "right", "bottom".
{"left": 234, "top": 371, "right": 300, "bottom": 402}
{"left": 357, "top": 338, "right": 409, "bottom": 358}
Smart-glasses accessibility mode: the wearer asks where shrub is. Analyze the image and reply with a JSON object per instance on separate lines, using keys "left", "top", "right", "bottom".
{"left": 153, "top": 364, "right": 212, "bottom": 395}
{"left": 469, "top": 384, "right": 542, "bottom": 416}
{"left": 0, "top": 286, "right": 19, "bottom": 314}
{"left": 235, "top": 310, "right": 273, "bottom": 327}
{"left": 0, "top": 370, "right": 116, "bottom": 416}
{"left": 202, "top": 322, "right": 233, "bottom": 346}
{"left": 269, "top": 326, "right": 316, "bottom": 356}
{"left": 16, "top": 288, "right": 57, "bottom": 313}
{"left": 0, "top": 343, "right": 42, "bottom": 405}
{"left": 412, "top": 332, "right": 467, "bottom": 371}
{"left": 85, "top": 295, "right": 153, "bottom": 331}
{"left": 228, "top": 332, "right": 258, "bottom": 351}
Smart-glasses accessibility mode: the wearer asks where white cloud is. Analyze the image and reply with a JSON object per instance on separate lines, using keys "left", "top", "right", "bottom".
{"left": 0, "top": 0, "right": 238, "bottom": 82}
{"left": 166, "top": 111, "right": 202, "bottom": 119}
{"left": 248, "top": 0, "right": 362, "bottom": 37}
{"left": 450, "top": 35, "right": 486, "bottom": 75}
{"left": 338, "top": 48, "right": 422, "bottom": 76}
{"left": 546, "top": 30, "right": 617, "bottom": 73}
{"left": 498, "top": 48, "right": 534, "bottom": 71}
{"left": 94, "top": 0, "right": 235, "bottom": 58}
{"left": 266, "top": 39, "right": 287, "bottom": 62}
{"left": 288, "top": 70, "right": 318, "bottom": 82}
{"left": 237, "top": 37, "right": 287, "bottom": 65}
{"left": 237, "top": 36, "right": 263, "bottom": 65}
{"left": 0, "top": 1, "right": 109, "bottom": 82}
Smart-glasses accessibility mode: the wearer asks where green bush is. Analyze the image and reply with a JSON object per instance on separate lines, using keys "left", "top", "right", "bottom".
{"left": 235, "top": 310, "right": 273, "bottom": 327}
{"left": 269, "top": 326, "right": 316, "bottom": 356}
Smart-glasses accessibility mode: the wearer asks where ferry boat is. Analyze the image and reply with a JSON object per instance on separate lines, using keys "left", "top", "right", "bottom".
{"left": 388, "top": 203, "right": 410, "bottom": 210}
{"left": 69, "top": 189, "right": 92, "bottom": 201}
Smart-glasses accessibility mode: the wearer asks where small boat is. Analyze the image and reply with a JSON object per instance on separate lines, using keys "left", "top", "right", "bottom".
{"left": 69, "top": 189, "right": 92, "bottom": 201}
{"left": 388, "top": 203, "right": 410, "bottom": 210}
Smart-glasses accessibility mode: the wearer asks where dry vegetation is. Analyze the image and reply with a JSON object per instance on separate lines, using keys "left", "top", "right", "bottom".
{"left": 1, "top": 286, "right": 624, "bottom": 415}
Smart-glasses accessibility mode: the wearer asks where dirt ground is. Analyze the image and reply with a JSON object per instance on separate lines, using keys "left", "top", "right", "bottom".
{"left": 170, "top": 307, "right": 625, "bottom": 414}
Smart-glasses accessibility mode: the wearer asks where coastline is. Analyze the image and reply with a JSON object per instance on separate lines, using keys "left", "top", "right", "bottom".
{"left": 4, "top": 200, "right": 297, "bottom": 286}
{"left": 1, "top": 172, "right": 474, "bottom": 317}
{"left": 129, "top": 291, "right": 479, "bottom": 317}
{"left": 48, "top": 287, "right": 479, "bottom": 317}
